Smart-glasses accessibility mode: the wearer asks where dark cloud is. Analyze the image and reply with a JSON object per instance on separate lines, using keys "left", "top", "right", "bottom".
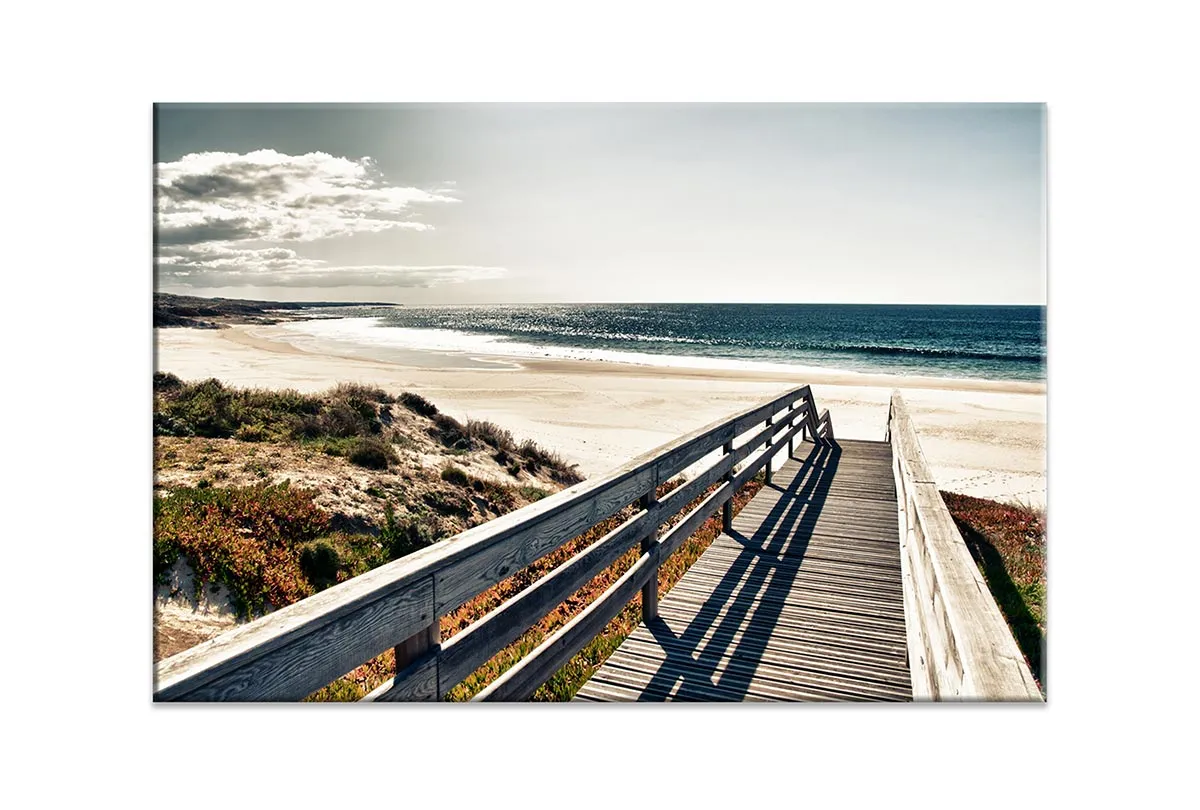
{"left": 155, "top": 217, "right": 259, "bottom": 245}
{"left": 158, "top": 172, "right": 289, "bottom": 202}
{"left": 153, "top": 149, "right": 501, "bottom": 289}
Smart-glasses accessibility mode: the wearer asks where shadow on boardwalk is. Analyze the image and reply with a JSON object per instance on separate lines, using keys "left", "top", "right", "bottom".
{"left": 635, "top": 441, "right": 841, "bottom": 700}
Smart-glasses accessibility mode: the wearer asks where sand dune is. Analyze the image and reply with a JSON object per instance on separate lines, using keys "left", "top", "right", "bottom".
{"left": 155, "top": 324, "right": 1047, "bottom": 507}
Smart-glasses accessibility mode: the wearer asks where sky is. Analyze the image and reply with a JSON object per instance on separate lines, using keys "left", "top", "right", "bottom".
{"left": 154, "top": 103, "right": 1046, "bottom": 305}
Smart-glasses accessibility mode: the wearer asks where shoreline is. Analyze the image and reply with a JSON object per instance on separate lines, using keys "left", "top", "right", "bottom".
{"left": 224, "top": 321, "right": 1047, "bottom": 395}
{"left": 155, "top": 323, "right": 1047, "bottom": 507}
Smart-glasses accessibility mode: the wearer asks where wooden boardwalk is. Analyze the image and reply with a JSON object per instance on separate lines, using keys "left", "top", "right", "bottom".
{"left": 575, "top": 438, "right": 912, "bottom": 702}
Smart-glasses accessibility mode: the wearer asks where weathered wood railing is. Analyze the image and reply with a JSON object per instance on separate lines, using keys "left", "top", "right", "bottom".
{"left": 155, "top": 385, "right": 834, "bottom": 702}
{"left": 887, "top": 391, "right": 1042, "bottom": 701}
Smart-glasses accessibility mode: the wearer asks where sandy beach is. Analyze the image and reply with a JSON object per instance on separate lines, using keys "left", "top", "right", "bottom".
{"left": 155, "top": 323, "right": 1047, "bottom": 507}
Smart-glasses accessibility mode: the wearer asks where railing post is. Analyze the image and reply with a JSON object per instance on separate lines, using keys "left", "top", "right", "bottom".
{"left": 788, "top": 403, "right": 796, "bottom": 459}
{"left": 805, "top": 394, "right": 823, "bottom": 446}
{"left": 722, "top": 439, "right": 734, "bottom": 532}
{"left": 639, "top": 490, "right": 659, "bottom": 622}
{"left": 764, "top": 413, "right": 774, "bottom": 486}
{"left": 395, "top": 621, "right": 440, "bottom": 686}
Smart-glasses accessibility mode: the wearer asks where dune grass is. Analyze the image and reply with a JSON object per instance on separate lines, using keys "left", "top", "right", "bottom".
{"left": 941, "top": 491, "right": 1047, "bottom": 694}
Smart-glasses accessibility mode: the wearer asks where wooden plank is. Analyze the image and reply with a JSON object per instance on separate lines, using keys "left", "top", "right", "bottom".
{"left": 606, "top": 643, "right": 910, "bottom": 701}
{"left": 623, "top": 625, "right": 911, "bottom": 680}
{"left": 576, "top": 441, "right": 920, "bottom": 702}
{"left": 436, "top": 508, "right": 652, "bottom": 695}
{"left": 433, "top": 466, "right": 653, "bottom": 615}
{"left": 599, "top": 647, "right": 897, "bottom": 702}
{"left": 910, "top": 484, "right": 1042, "bottom": 699}
{"left": 362, "top": 649, "right": 438, "bottom": 702}
{"left": 888, "top": 390, "right": 1041, "bottom": 702}
{"left": 155, "top": 574, "right": 436, "bottom": 702}
{"left": 666, "top": 572, "right": 907, "bottom": 618}
{"left": 652, "top": 598, "right": 910, "bottom": 652}
{"left": 621, "top": 624, "right": 910, "bottom": 681}
{"left": 474, "top": 551, "right": 658, "bottom": 701}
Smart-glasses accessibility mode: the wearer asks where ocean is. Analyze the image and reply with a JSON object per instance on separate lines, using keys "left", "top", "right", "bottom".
{"left": 283, "top": 303, "right": 1047, "bottom": 383}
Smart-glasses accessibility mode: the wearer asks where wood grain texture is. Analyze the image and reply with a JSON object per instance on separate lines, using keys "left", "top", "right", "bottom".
{"left": 362, "top": 649, "right": 438, "bottom": 702}
{"left": 888, "top": 391, "right": 1042, "bottom": 702}
{"left": 156, "top": 575, "right": 435, "bottom": 701}
{"left": 577, "top": 439, "right": 912, "bottom": 702}
{"left": 436, "top": 508, "right": 652, "bottom": 694}
{"left": 475, "top": 552, "right": 659, "bottom": 701}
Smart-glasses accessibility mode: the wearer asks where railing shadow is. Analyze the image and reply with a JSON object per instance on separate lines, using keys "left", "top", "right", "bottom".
{"left": 954, "top": 521, "right": 1047, "bottom": 695}
{"left": 632, "top": 440, "right": 842, "bottom": 700}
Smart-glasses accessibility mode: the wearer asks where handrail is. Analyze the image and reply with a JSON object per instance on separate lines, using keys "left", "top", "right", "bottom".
{"left": 887, "top": 391, "right": 1042, "bottom": 701}
{"left": 155, "top": 384, "right": 831, "bottom": 701}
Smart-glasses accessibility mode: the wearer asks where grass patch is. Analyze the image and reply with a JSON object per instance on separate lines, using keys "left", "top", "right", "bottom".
{"left": 379, "top": 502, "right": 439, "bottom": 561}
{"left": 440, "top": 464, "right": 470, "bottom": 487}
{"left": 399, "top": 391, "right": 438, "bottom": 417}
{"left": 465, "top": 419, "right": 515, "bottom": 451}
{"left": 154, "top": 377, "right": 397, "bottom": 444}
{"left": 942, "top": 491, "right": 1046, "bottom": 695}
{"left": 430, "top": 413, "right": 473, "bottom": 451}
{"left": 518, "top": 485, "right": 552, "bottom": 502}
{"left": 516, "top": 438, "right": 582, "bottom": 485}
{"left": 153, "top": 483, "right": 330, "bottom": 617}
{"left": 346, "top": 436, "right": 398, "bottom": 470}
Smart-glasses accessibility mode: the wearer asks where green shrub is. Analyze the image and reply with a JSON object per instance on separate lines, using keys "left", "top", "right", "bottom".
{"left": 154, "top": 371, "right": 183, "bottom": 392}
{"left": 234, "top": 423, "right": 268, "bottom": 442}
{"left": 298, "top": 540, "right": 341, "bottom": 590}
{"left": 331, "top": 382, "right": 395, "bottom": 405}
{"left": 380, "top": 503, "right": 436, "bottom": 560}
{"left": 469, "top": 477, "right": 518, "bottom": 510}
{"left": 431, "top": 413, "right": 472, "bottom": 450}
{"left": 153, "top": 378, "right": 396, "bottom": 444}
{"left": 440, "top": 464, "right": 470, "bottom": 487}
{"left": 318, "top": 399, "right": 374, "bottom": 438}
{"left": 399, "top": 391, "right": 438, "bottom": 417}
{"left": 466, "top": 420, "right": 515, "bottom": 451}
{"left": 518, "top": 486, "right": 553, "bottom": 502}
{"left": 422, "top": 488, "right": 472, "bottom": 517}
{"left": 517, "top": 439, "right": 582, "bottom": 485}
{"left": 347, "top": 437, "right": 397, "bottom": 470}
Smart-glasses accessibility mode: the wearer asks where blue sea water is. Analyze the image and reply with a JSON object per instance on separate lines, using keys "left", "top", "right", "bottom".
{"left": 321, "top": 303, "right": 1045, "bottom": 383}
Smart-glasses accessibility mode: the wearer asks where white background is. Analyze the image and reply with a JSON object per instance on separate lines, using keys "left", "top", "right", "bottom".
{"left": 2, "top": 0, "right": 1196, "bottom": 806}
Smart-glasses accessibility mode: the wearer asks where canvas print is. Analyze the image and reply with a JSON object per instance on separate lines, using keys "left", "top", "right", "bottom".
{"left": 153, "top": 103, "right": 1046, "bottom": 702}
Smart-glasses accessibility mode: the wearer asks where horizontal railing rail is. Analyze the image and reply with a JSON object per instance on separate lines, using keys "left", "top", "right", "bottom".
{"left": 155, "top": 384, "right": 832, "bottom": 702}
{"left": 887, "top": 391, "right": 1042, "bottom": 701}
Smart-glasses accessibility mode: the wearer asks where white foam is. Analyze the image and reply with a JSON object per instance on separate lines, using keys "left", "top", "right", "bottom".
{"left": 272, "top": 317, "right": 856, "bottom": 377}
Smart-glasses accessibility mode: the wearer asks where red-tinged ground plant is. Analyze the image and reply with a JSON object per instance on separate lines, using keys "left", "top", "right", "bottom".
{"left": 154, "top": 483, "right": 331, "bottom": 618}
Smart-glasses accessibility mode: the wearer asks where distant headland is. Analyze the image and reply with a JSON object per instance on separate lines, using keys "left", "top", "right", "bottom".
{"left": 154, "top": 292, "right": 398, "bottom": 330}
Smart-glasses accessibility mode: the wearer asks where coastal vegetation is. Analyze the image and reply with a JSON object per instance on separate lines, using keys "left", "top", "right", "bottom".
{"left": 942, "top": 491, "right": 1047, "bottom": 693}
{"left": 153, "top": 376, "right": 579, "bottom": 663}
{"left": 153, "top": 374, "right": 766, "bottom": 701}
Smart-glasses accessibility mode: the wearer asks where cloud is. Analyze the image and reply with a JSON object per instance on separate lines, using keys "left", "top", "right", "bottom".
{"left": 156, "top": 150, "right": 455, "bottom": 243}
{"left": 154, "top": 150, "right": 506, "bottom": 290}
